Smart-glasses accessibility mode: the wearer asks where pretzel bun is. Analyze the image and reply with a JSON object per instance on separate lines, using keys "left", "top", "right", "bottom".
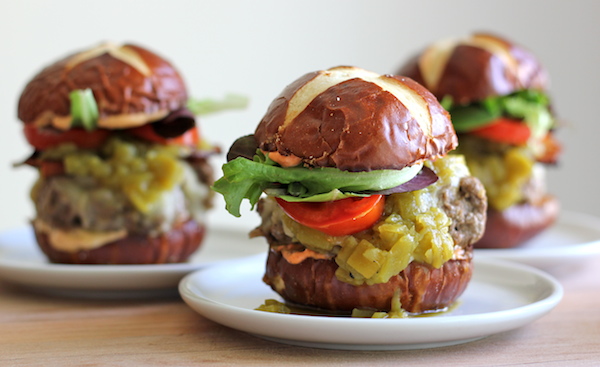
{"left": 398, "top": 33, "right": 548, "bottom": 105}
{"left": 17, "top": 43, "right": 214, "bottom": 265}
{"left": 18, "top": 42, "right": 188, "bottom": 130}
{"left": 475, "top": 195, "right": 559, "bottom": 249}
{"left": 398, "top": 33, "right": 559, "bottom": 249}
{"left": 245, "top": 66, "right": 485, "bottom": 314}
{"left": 33, "top": 219, "right": 205, "bottom": 265}
{"left": 263, "top": 247, "right": 472, "bottom": 314}
{"left": 254, "top": 66, "right": 457, "bottom": 172}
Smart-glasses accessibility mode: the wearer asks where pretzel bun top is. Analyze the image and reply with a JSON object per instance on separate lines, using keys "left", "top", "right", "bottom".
{"left": 18, "top": 42, "right": 188, "bottom": 130}
{"left": 254, "top": 66, "right": 457, "bottom": 172}
{"left": 398, "top": 33, "right": 548, "bottom": 105}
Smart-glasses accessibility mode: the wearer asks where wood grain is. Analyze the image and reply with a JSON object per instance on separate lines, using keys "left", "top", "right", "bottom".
{"left": 1, "top": 258, "right": 599, "bottom": 366}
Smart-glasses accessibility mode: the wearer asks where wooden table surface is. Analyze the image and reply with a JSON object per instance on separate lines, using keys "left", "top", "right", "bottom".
{"left": 1, "top": 255, "right": 599, "bottom": 367}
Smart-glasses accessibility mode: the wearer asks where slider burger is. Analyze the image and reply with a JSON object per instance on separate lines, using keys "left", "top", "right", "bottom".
{"left": 17, "top": 42, "right": 220, "bottom": 264}
{"left": 214, "top": 66, "right": 487, "bottom": 315}
{"left": 398, "top": 33, "right": 561, "bottom": 249}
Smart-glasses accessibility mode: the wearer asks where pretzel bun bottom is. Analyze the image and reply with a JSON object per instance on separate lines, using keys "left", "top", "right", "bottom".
{"left": 474, "top": 196, "right": 559, "bottom": 249}
{"left": 34, "top": 219, "right": 205, "bottom": 264}
{"left": 263, "top": 249, "right": 472, "bottom": 314}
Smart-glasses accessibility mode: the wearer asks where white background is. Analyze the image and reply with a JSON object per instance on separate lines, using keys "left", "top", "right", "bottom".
{"left": 1, "top": 0, "right": 599, "bottom": 232}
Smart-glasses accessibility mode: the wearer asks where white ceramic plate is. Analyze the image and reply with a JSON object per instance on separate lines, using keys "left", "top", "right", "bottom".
{"left": 0, "top": 226, "right": 263, "bottom": 296}
{"left": 475, "top": 211, "right": 600, "bottom": 273}
{"left": 179, "top": 254, "right": 563, "bottom": 350}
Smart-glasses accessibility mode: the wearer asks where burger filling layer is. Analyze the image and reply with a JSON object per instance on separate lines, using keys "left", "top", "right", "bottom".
{"left": 253, "top": 155, "right": 486, "bottom": 286}
{"left": 455, "top": 135, "right": 547, "bottom": 211}
{"left": 31, "top": 137, "right": 212, "bottom": 252}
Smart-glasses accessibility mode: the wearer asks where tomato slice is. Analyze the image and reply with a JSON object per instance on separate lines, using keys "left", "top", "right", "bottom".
{"left": 24, "top": 125, "right": 111, "bottom": 150}
{"left": 469, "top": 118, "right": 531, "bottom": 145}
{"left": 127, "top": 124, "right": 200, "bottom": 147}
{"left": 275, "top": 195, "right": 385, "bottom": 236}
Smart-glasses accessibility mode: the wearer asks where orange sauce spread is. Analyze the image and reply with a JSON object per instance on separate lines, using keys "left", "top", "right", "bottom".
{"left": 280, "top": 246, "right": 331, "bottom": 264}
{"left": 263, "top": 150, "right": 302, "bottom": 167}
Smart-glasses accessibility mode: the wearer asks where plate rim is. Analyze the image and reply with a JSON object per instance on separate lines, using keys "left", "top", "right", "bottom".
{"left": 0, "top": 225, "right": 257, "bottom": 270}
{"left": 0, "top": 225, "right": 263, "bottom": 292}
{"left": 178, "top": 254, "right": 563, "bottom": 350}
{"left": 474, "top": 210, "right": 600, "bottom": 261}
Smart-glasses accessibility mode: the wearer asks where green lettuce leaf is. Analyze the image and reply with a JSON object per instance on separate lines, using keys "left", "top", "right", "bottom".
{"left": 447, "top": 89, "right": 554, "bottom": 138}
{"left": 502, "top": 94, "right": 553, "bottom": 139}
{"left": 70, "top": 89, "right": 99, "bottom": 131}
{"left": 187, "top": 93, "right": 249, "bottom": 116}
{"left": 212, "top": 156, "right": 423, "bottom": 217}
{"left": 68, "top": 89, "right": 249, "bottom": 130}
{"left": 448, "top": 105, "right": 500, "bottom": 132}
{"left": 264, "top": 189, "right": 369, "bottom": 203}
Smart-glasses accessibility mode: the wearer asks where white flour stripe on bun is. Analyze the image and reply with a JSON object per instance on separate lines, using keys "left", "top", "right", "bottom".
{"left": 65, "top": 42, "right": 152, "bottom": 76}
{"left": 468, "top": 34, "right": 517, "bottom": 75}
{"left": 419, "top": 34, "right": 517, "bottom": 90}
{"left": 284, "top": 66, "right": 433, "bottom": 137}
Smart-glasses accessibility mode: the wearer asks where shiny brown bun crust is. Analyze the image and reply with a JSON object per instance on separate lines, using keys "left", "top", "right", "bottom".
{"left": 18, "top": 43, "right": 187, "bottom": 129}
{"left": 34, "top": 219, "right": 205, "bottom": 264}
{"left": 398, "top": 33, "right": 548, "bottom": 105}
{"left": 474, "top": 195, "right": 559, "bottom": 249}
{"left": 254, "top": 66, "right": 457, "bottom": 172}
{"left": 263, "top": 248, "right": 472, "bottom": 314}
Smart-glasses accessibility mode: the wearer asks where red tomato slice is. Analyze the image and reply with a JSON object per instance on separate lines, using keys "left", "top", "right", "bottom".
{"left": 127, "top": 124, "right": 200, "bottom": 147}
{"left": 275, "top": 195, "right": 385, "bottom": 236}
{"left": 24, "top": 125, "right": 111, "bottom": 150}
{"left": 469, "top": 118, "right": 531, "bottom": 145}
